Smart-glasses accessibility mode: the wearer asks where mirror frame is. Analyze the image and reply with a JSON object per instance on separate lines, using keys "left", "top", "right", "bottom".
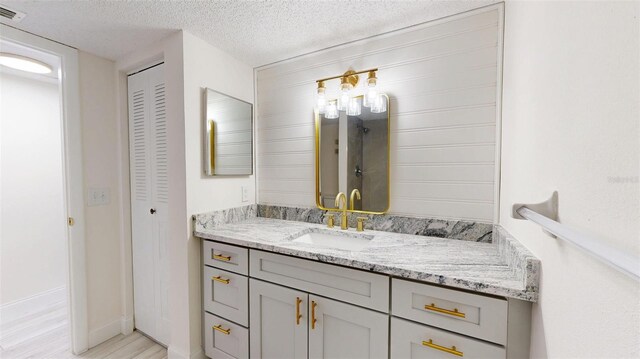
{"left": 203, "top": 88, "right": 254, "bottom": 176}
{"left": 314, "top": 94, "right": 390, "bottom": 214}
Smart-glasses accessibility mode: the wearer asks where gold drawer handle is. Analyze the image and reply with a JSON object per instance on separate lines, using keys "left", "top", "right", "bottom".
{"left": 213, "top": 325, "right": 231, "bottom": 335}
{"left": 311, "top": 301, "right": 318, "bottom": 330}
{"left": 212, "top": 276, "right": 230, "bottom": 284}
{"left": 422, "top": 339, "right": 463, "bottom": 357}
{"left": 213, "top": 253, "right": 231, "bottom": 262}
{"left": 295, "top": 297, "right": 302, "bottom": 325}
{"left": 425, "top": 303, "right": 466, "bottom": 318}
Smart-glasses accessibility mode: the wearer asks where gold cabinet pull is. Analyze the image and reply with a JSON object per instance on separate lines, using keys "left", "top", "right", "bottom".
{"left": 311, "top": 300, "right": 318, "bottom": 329}
{"left": 424, "top": 303, "right": 466, "bottom": 318}
{"left": 212, "top": 276, "right": 230, "bottom": 284}
{"left": 213, "top": 325, "right": 231, "bottom": 335}
{"left": 213, "top": 253, "right": 231, "bottom": 262}
{"left": 295, "top": 297, "right": 302, "bottom": 325}
{"left": 422, "top": 339, "right": 463, "bottom": 357}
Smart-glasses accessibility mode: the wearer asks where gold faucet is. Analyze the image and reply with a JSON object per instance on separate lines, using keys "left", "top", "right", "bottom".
{"left": 349, "top": 189, "right": 361, "bottom": 210}
{"left": 334, "top": 192, "right": 348, "bottom": 230}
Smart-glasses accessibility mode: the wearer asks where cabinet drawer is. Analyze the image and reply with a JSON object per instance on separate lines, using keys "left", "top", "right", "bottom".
{"left": 204, "top": 312, "right": 249, "bottom": 359}
{"left": 203, "top": 241, "right": 248, "bottom": 275}
{"left": 391, "top": 317, "right": 505, "bottom": 359}
{"left": 392, "top": 279, "right": 507, "bottom": 345}
{"left": 203, "top": 266, "right": 248, "bottom": 326}
{"left": 250, "top": 250, "right": 389, "bottom": 312}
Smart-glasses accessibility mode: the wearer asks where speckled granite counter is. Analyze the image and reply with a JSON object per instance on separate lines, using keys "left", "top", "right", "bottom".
{"left": 194, "top": 216, "right": 540, "bottom": 302}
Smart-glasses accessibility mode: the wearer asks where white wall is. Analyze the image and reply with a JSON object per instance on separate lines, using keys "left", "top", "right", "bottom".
{"left": 0, "top": 73, "right": 67, "bottom": 305}
{"left": 182, "top": 30, "right": 255, "bottom": 356}
{"left": 184, "top": 32, "right": 255, "bottom": 214}
{"left": 77, "top": 51, "right": 126, "bottom": 345}
{"left": 255, "top": 5, "right": 503, "bottom": 222}
{"left": 500, "top": 1, "right": 640, "bottom": 358}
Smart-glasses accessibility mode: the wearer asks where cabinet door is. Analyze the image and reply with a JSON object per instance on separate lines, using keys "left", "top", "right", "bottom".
{"left": 309, "top": 295, "right": 389, "bottom": 359}
{"left": 249, "top": 279, "right": 307, "bottom": 359}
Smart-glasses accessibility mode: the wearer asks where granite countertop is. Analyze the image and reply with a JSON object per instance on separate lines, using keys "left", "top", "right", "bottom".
{"left": 194, "top": 217, "right": 539, "bottom": 302}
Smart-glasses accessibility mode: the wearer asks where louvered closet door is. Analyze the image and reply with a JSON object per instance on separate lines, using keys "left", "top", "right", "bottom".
{"left": 128, "top": 63, "right": 170, "bottom": 345}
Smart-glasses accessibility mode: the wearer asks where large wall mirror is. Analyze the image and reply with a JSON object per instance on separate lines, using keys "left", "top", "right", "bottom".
{"left": 204, "top": 88, "right": 253, "bottom": 176}
{"left": 315, "top": 95, "right": 390, "bottom": 214}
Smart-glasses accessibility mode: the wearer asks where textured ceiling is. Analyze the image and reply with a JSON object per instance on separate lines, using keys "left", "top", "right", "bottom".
{"left": 0, "top": 0, "right": 498, "bottom": 67}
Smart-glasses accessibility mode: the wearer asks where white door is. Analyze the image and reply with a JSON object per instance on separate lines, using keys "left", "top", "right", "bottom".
{"left": 127, "top": 63, "right": 170, "bottom": 344}
{"left": 249, "top": 279, "right": 307, "bottom": 359}
{"left": 309, "top": 295, "right": 389, "bottom": 359}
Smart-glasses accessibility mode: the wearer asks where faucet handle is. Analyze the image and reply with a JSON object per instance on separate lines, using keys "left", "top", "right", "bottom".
{"left": 327, "top": 214, "right": 335, "bottom": 228}
{"left": 356, "top": 217, "right": 367, "bottom": 232}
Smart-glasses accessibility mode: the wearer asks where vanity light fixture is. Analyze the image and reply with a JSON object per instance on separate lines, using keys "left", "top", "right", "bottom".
{"left": 324, "top": 100, "right": 339, "bottom": 119}
{"left": 0, "top": 53, "right": 52, "bottom": 74}
{"left": 371, "top": 92, "right": 387, "bottom": 113}
{"left": 315, "top": 68, "right": 384, "bottom": 116}
{"left": 363, "top": 71, "right": 378, "bottom": 108}
{"left": 347, "top": 96, "right": 361, "bottom": 116}
{"left": 337, "top": 76, "right": 353, "bottom": 111}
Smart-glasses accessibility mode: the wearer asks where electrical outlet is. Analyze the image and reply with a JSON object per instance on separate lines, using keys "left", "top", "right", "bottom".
{"left": 241, "top": 186, "right": 249, "bottom": 202}
{"left": 88, "top": 188, "right": 110, "bottom": 206}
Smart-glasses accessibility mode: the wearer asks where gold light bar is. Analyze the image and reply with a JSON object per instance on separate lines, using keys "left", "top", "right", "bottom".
{"left": 315, "top": 68, "right": 379, "bottom": 84}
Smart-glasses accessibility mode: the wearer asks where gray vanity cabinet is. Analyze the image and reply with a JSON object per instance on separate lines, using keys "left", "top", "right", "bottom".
{"left": 202, "top": 240, "right": 532, "bottom": 359}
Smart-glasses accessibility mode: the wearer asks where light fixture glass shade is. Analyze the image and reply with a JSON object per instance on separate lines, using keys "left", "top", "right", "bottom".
{"left": 371, "top": 93, "right": 387, "bottom": 114}
{"left": 316, "top": 84, "right": 326, "bottom": 114}
{"left": 325, "top": 101, "right": 339, "bottom": 119}
{"left": 347, "top": 96, "right": 361, "bottom": 116}
{"left": 0, "top": 53, "right": 52, "bottom": 74}
{"left": 363, "top": 71, "right": 378, "bottom": 108}
{"left": 337, "top": 79, "right": 352, "bottom": 111}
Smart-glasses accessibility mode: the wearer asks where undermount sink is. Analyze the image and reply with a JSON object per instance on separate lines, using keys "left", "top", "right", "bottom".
{"left": 292, "top": 230, "right": 373, "bottom": 251}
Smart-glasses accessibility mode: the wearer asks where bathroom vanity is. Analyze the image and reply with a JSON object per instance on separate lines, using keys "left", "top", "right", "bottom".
{"left": 195, "top": 213, "right": 539, "bottom": 359}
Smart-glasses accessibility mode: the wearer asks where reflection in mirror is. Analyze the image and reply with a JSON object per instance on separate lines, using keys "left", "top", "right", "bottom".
{"left": 204, "top": 88, "right": 253, "bottom": 176}
{"left": 316, "top": 95, "right": 389, "bottom": 213}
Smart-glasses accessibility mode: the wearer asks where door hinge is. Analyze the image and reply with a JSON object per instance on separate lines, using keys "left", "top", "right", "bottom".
{"left": 68, "top": 217, "right": 75, "bottom": 226}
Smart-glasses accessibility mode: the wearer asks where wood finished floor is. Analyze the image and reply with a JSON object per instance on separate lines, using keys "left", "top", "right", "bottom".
{"left": 0, "top": 303, "right": 165, "bottom": 359}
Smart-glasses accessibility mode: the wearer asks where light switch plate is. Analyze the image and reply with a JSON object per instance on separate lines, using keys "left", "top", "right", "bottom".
{"left": 88, "top": 188, "right": 110, "bottom": 206}
{"left": 241, "top": 186, "right": 248, "bottom": 202}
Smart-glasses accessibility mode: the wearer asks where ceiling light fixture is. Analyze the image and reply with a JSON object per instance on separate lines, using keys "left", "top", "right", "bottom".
{"left": 0, "top": 53, "right": 53, "bottom": 74}
{"left": 315, "top": 68, "right": 384, "bottom": 117}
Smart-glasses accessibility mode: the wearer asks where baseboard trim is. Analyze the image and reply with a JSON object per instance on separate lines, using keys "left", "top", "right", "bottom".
{"left": 120, "top": 316, "right": 134, "bottom": 335}
{"left": 168, "top": 345, "right": 205, "bottom": 359}
{"left": 0, "top": 286, "right": 67, "bottom": 326}
{"left": 88, "top": 318, "right": 122, "bottom": 348}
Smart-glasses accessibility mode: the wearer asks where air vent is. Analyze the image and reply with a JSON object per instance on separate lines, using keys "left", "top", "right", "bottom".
{"left": 0, "top": 5, "right": 26, "bottom": 22}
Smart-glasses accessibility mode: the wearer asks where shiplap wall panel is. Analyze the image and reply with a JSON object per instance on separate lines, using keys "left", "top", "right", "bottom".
{"left": 256, "top": 5, "right": 502, "bottom": 222}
